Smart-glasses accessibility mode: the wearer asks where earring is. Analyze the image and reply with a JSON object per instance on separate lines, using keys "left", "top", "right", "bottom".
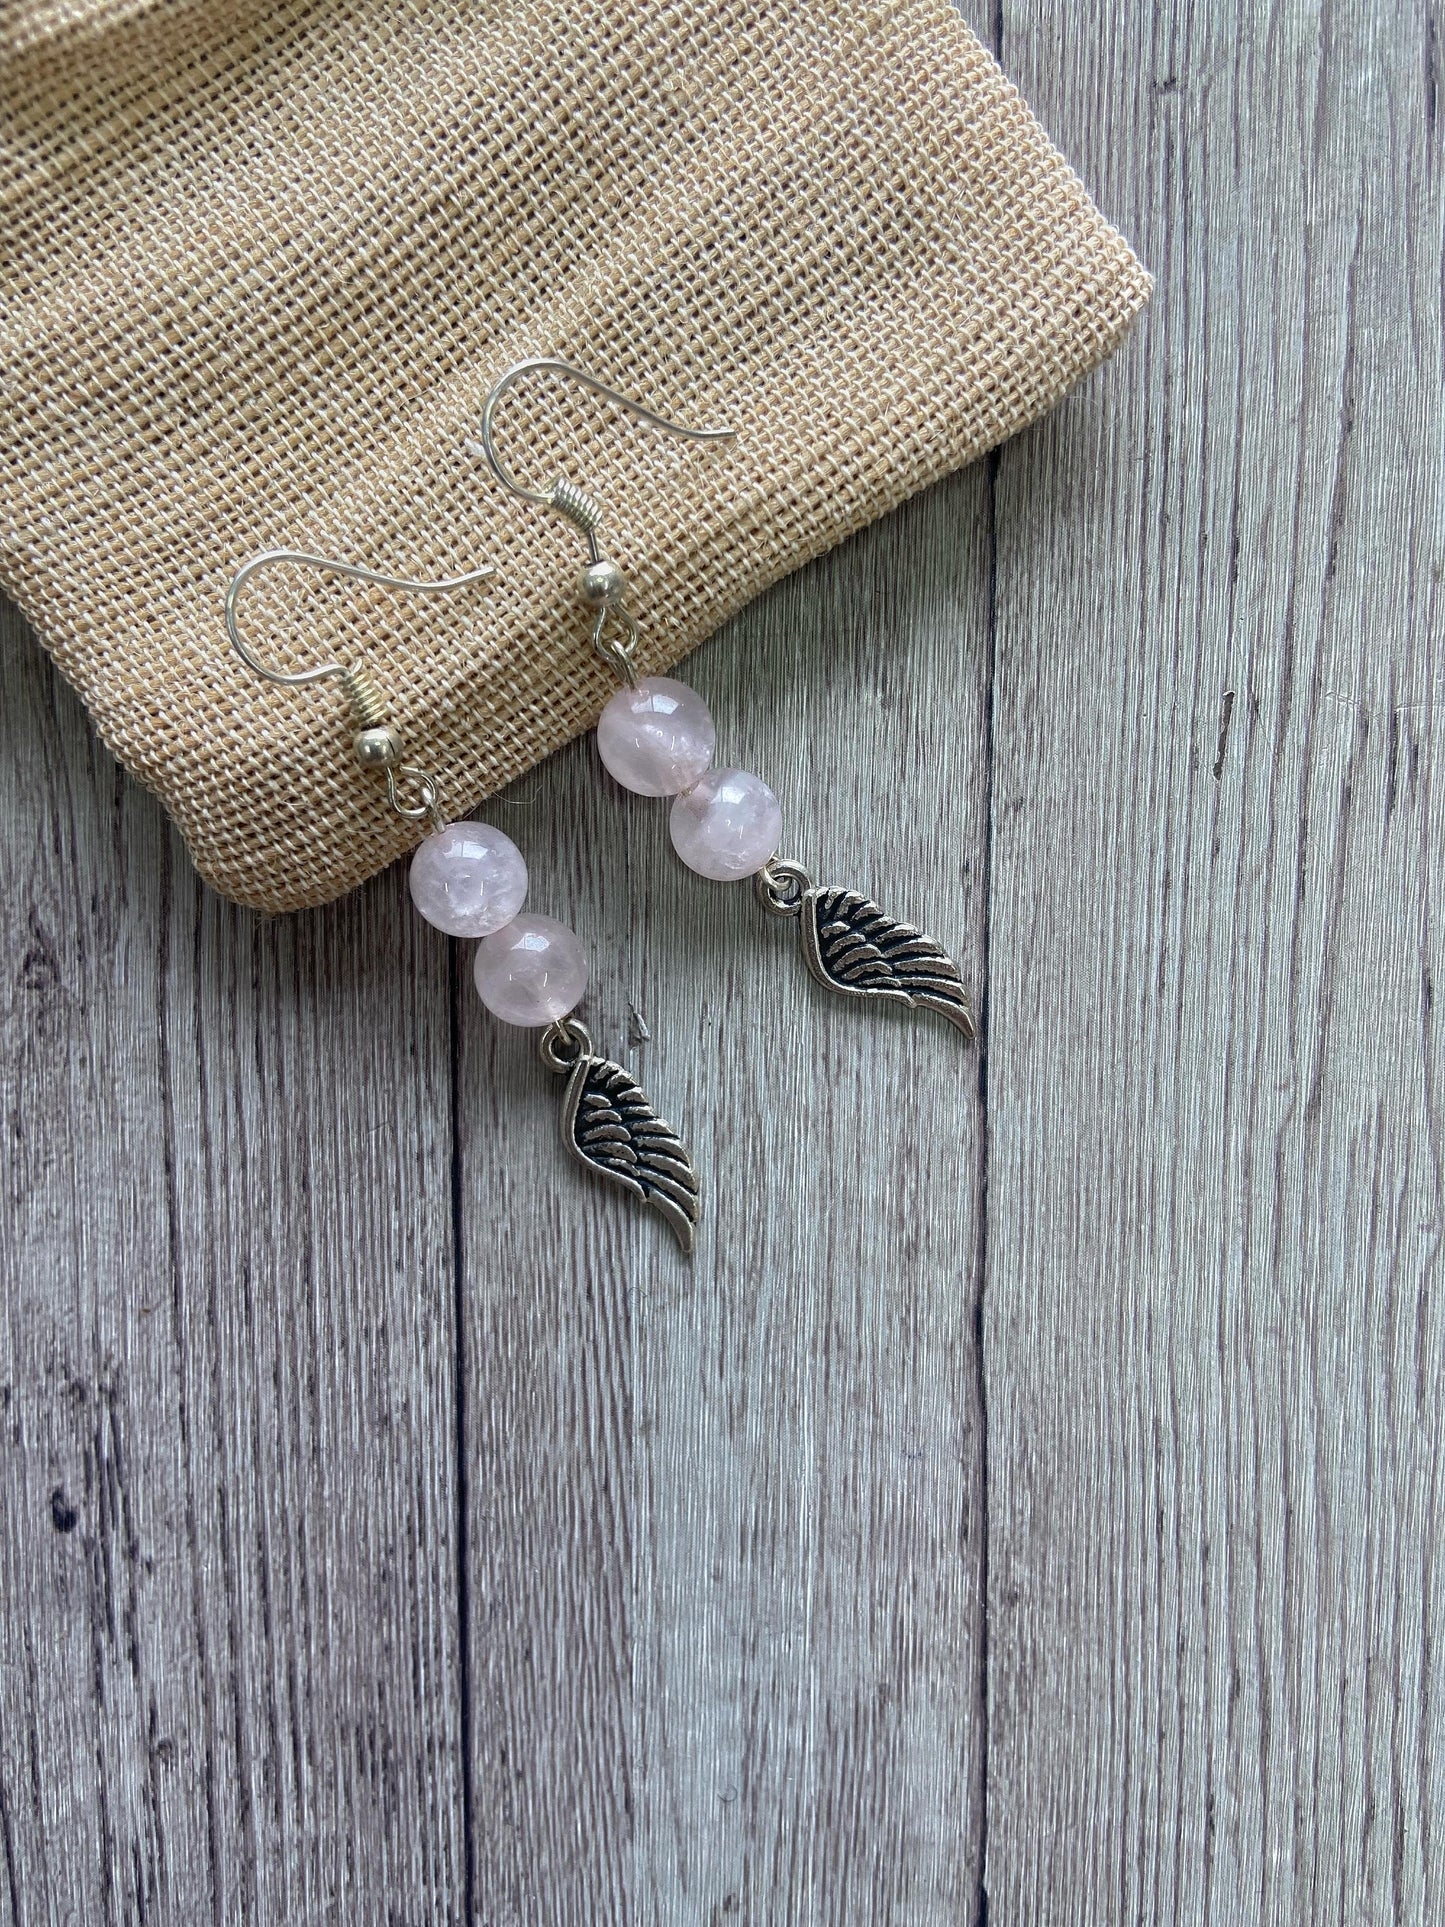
{"left": 224, "top": 548, "right": 702, "bottom": 1252}
{"left": 472, "top": 360, "right": 975, "bottom": 1041}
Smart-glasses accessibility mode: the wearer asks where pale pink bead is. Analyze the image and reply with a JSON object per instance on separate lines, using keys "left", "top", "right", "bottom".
{"left": 596, "top": 676, "right": 716, "bottom": 796}
{"left": 409, "top": 822, "right": 528, "bottom": 937}
{"left": 473, "top": 914, "right": 588, "bottom": 1027}
{"left": 669, "top": 768, "right": 782, "bottom": 881}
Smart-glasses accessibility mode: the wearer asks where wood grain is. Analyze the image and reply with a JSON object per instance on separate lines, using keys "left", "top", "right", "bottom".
{"left": 2, "top": 1, "right": 1442, "bottom": 1922}
{"left": 0, "top": 600, "right": 467, "bottom": 1924}
{"left": 455, "top": 468, "right": 993, "bottom": 1924}
{"left": 984, "top": 1, "right": 1445, "bottom": 1920}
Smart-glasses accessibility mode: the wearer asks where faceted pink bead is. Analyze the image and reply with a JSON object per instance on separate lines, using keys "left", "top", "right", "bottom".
{"left": 596, "top": 676, "right": 716, "bottom": 797}
{"left": 409, "top": 822, "right": 528, "bottom": 937}
{"left": 669, "top": 768, "right": 782, "bottom": 881}
{"left": 472, "top": 914, "right": 589, "bottom": 1027}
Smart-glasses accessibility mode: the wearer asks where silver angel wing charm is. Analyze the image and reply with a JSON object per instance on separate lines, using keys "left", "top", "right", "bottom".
{"left": 541, "top": 1021, "right": 700, "bottom": 1252}
{"left": 803, "top": 887, "right": 975, "bottom": 1035}
{"left": 756, "top": 861, "right": 975, "bottom": 1040}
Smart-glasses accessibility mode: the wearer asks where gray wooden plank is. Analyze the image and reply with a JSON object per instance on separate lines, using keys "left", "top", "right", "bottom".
{"left": 983, "top": 1, "right": 1444, "bottom": 1921}
{"left": 0, "top": 600, "right": 467, "bottom": 1925}
{"left": 455, "top": 468, "right": 994, "bottom": 1923}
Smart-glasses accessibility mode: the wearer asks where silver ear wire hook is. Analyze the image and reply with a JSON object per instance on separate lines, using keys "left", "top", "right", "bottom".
{"left": 225, "top": 547, "right": 496, "bottom": 829}
{"left": 471, "top": 358, "right": 735, "bottom": 533}
{"left": 225, "top": 549, "right": 496, "bottom": 691}
{"left": 467, "top": 359, "right": 735, "bottom": 685}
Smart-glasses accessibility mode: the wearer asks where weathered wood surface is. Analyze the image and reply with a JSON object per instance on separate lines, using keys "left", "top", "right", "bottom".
{"left": 987, "top": 3, "right": 1444, "bottom": 1920}
{"left": 1, "top": 2, "right": 1441, "bottom": 1922}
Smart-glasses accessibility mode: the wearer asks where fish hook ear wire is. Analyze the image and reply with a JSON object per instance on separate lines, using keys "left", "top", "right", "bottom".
{"left": 465, "top": 357, "right": 736, "bottom": 685}
{"left": 224, "top": 546, "right": 497, "bottom": 826}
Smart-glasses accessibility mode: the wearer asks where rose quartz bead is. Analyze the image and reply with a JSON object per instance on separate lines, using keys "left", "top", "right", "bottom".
{"left": 669, "top": 768, "right": 782, "bottom": 881}
{"left": 409, "top": 822, "right": 528, "bottom": 938}
{"left": 596, "top": 676, "right": 716, "bottom": 797}
{"left": 473, "top": 914, "right": 589, "bottom": 1027}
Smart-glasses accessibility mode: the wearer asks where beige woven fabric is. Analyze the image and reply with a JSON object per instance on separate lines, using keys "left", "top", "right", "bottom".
{"left": 1, "top": 1, "right": 1149, "bottom": 911}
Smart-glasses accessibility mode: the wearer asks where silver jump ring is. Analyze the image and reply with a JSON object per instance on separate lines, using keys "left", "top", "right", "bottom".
{"left": 591, "top": 604, "right": 640, "bottom": 687}
{"left": 385, "top": 764, "right": 445, "bottom": 827}
{"left": 754, "top": 857, "right": 811, "bottom": 918}
{"left": 539, "top": 1016, "right": 594, "bottom": 1074}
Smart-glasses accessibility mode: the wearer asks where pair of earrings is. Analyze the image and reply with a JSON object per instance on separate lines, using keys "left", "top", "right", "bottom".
{"left": 225, "top": 360, "right": 974, "bottom": 1254}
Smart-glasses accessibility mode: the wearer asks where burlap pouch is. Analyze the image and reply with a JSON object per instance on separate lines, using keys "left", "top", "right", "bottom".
{"left": 1, "top": 0, "right": 1149, "bottom": 911}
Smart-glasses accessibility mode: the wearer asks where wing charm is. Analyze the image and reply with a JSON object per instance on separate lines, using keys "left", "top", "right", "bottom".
{"left": 754, "top": 862, "right": 975, "bottom": 1041}
{"left": 560, "top": 1052, "right": 701, "bottom": 1253}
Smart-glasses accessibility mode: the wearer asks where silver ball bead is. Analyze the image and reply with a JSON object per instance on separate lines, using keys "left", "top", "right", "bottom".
{"left": 578, "top": 559, "right": 628, "bottom": 606}
{"left": 352, "top": 724, "right": 404, "bottom": 768}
